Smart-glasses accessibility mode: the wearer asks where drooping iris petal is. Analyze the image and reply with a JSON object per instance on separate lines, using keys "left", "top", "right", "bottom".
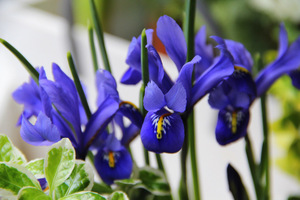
{"left": 144, "top": 81, "right": 166, "bottom": 112}
{"left": 156, "top": 15, "right": 187, "bottom": 71}
{"left": 165, "top": 82, "right": 187, "bottom": 113}
{"left": 12, "top": 78, "right": 42, "bottom": 125}
{"left": 140, "top": 110, "right": 184, "bottom": 153}
{"left": 118, "top": 101, "right": 143, "bottom": 128}
{"left": 191, "top": 49, "right": 234, "bottom": 107}
{"left": 94, "top": 146, "right": 133, "bottom": 185}
{"left": 289, "top": 69, "right": 300, "bottom": 89}
{"left": 20, "top": 112, "right": 61, "bottom": 146}
{"left": 215, "top": 108, "right": 249, "bottom": 145}
{"left": 208, "top": 83, "right": 231, "bottom": 110}
{"left": 96, "top": 69, "right": 119, "bottom": 106}
{"left": 83, "top": 97, "right": 119, "bottom": 147}
{"left": 194, "top": 26, "right": 214, "bottom": 77}
{"left": 120, "top": 67, "right": 141, "bottom": 84}
{"left": 255, "top": 36, "right": 300, "bottom": 96}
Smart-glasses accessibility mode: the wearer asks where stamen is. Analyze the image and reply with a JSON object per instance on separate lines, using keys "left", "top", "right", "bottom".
{"left": 231, "top": 111, "right": 237, "bottom": 134}
{"left": 234, "top": 66, "right": 249, "bottom": 73}
{"left": 156, "top": 113, "right": 172, "bottom": 139}
{"left": 108, "top": 151, "right": 115, "bottom": 168}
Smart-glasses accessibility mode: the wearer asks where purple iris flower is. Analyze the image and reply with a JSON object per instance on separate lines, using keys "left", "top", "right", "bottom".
{"left": 209, "top": 23, "right": 300, "bottom": 145}
{"left": 14, "top": 63, "right": 119, "bottom": 159}
{"left": 121, "top": 15, "right": 215, "bottom": 91}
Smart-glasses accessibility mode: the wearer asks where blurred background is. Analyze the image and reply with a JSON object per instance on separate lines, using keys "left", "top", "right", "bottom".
{"left": 0, "top": 0, "right": 300, "bottom": 199}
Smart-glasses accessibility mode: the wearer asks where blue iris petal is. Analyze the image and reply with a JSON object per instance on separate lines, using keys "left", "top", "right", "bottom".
{"left": 289, "top": 69, "right": 300, "bottom": 89}
{"left": 165, "top": 82, "right": 187, "bottom": 113}
{"left": 278, "top": 23, "right": 289, "bottom": 58}
{"left": 94, "top": 146, "right": 133, "bottom": 185}
{"left": 118, "top": 102, "right": 143, "bottom": 129}
{"left": 20, "top": 112, "right": 61, "bottom": 146}
{"left": 255, "top": 28, "right": 300, "bottom": 96}
{"left": 120, "top": 67, "right": 141, "bottom": 84}
{"left": 194, "top": 26, "right": 214, "bottom": 77}
{"left": 215, "top": 108, "right": 249, "bottom": 145}
{"left": 96, "top": 69, "right": 120, "bottom": 106}
{"left": 140, "top": 110, "right": 184, "bottom": 153}
{"left": 144, "top": 81, "right": 166, "bottom": 112}
{"left": 224, "top": 40, "right": 253, "bottom": 72}
{"left": 191, "top": 48, "right": 234, "bottom": 107}
{"left": 177, "top": 55, "right": 201, "bottom": 105}
{"left": 156, "top": 15, "right": 187, "bottom": 71}
{"left": 83, "top": 97, "right": 119, "bottom": 147}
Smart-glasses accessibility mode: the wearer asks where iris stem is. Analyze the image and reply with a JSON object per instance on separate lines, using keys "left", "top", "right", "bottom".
{"left": 260, "top": 94, "right": 270, "bottom": 200}
{"left": 179, "top": 121, "right": 189, "bottom": 200}
{"left": 0, "top": 38, "right": 39, "bottom": 84}
{"left": 183, "top": 0, "right": 201, "bottom": 199}
{"left": 88, "top": 25, "right": 99, "bottom": 73}
{"left": 245, "top": 134, "right": 262, "bottom": 199}
{"left": 89, "top": 0, "right": 111, "bottom": 73}
{"left": 140, "top": 29, "right": 150, "bottom": 166}
{"left": 67, "top": 52, "right": 92, "bottom": 120}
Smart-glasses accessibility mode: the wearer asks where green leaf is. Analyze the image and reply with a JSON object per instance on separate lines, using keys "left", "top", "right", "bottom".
{"left": 0, "top": 162, "right": 40, "bottom": 197}
{"left": 58, "top": 191, "right": 106, "bottom": 200}
{"left": 25, "top": 159, "right": 44, "bottom": 179}
{"left": 0, "top": 134, "right": 27, "bottom": 165}
{"left": 136, "top": 167, "right": 171, "bottom": 196}
{"left": 55, "top": 160, "right": 94, "bottom": 199}
{"left": 44, "top": 138, "right": 75, "bottom": 198}
{"left": 91, "top": 182, "right": 113, "bottom": 194}
{"left": 227, "top": 164, "right": 249, "bottom": 200}
{"left": 17, "top": 186, "right": 51, "bottom": 200}
{"left": 108, "top": 191, "right": 129, "bottom": 200}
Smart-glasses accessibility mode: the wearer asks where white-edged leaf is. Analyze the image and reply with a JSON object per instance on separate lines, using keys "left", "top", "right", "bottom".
{"left": 0, "top": 134, "right": 27, "bottom": 165}
{"left": 25, "top": 158, "right": 44, "bottom": 179}
{"left": 108, "top": 191, "right": 129, "bottom": 200}
{"left": 58, "top": 191, "right": 106, "bottom": 200}
{"left": 44, "top": 138, "right": 75, "bottom": 197}
{"left": 17, "top": 186, "right": 51, "bottom": 200}
{"left": 0, "top": 162, "right": 40, "bottom": 197}
{"left": 55, "top": 160, "right": 94, "bottom": 199}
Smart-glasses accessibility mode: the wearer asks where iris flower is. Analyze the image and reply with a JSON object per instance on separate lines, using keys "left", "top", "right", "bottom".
{"left": 137, "top": 16, "right": 235, "bottom": 153}
{"left": 14, "top": 63, "right": 119, "bottom": 159}
{"left": 209, "top": 23, "right": 300, "bottom": 145}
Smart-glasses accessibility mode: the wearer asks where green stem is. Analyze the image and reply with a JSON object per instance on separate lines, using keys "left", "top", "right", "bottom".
{"left": 140, "top": 29, "right": 150, "bottom": 166}
{"left": 187, "top": 111, "right": 200, "bottom": 200}
{"left": 260, "top": 94, "right": 270, "bottom": 200}
{"left": 245, "top": 134, "right": 262, "bottom": 200}
{"left": 88, "top": 25, "right": 99, "bottom": 73}
{"left": 183, "top": 0, "right": 200, "bottom": 199}
{"left": 67, "top": 52, "right": 92, "bottom": 119}
{"left": 179, "top": 118, "right": 189, "bottom": 200}
{"left": 155, "top": 153, "right": 166, "bottom": 175}
{"left": 0, "top": 38, "right": 39, "bottom": 84}
{"left": 89, "top": 0, "right": 111, "bottom": 73}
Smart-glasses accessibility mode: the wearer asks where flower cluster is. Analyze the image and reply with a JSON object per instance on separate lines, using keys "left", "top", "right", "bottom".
{"left": 12, "top": 13, "right": 300, "bottom": 190}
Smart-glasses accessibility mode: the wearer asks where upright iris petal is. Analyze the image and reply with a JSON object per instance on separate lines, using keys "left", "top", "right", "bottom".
{"left": 255, "top": 24, "right": 300, "bottom": 96}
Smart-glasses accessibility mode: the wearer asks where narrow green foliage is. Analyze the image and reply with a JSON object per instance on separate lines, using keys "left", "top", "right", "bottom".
{"left": 227, "top": 164, "right": 249, "bottom": 200}
{"left": 67, "top": 52, "right": 92, "bottom": 119}
{"left": 0, "top": 38, "right": 39, "bottom": 84}
{"left": 88, "top": 25, "right": 99, "bottom": 73}
{"left": 89, "top": 0, "right": 111, "bottom": 73}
